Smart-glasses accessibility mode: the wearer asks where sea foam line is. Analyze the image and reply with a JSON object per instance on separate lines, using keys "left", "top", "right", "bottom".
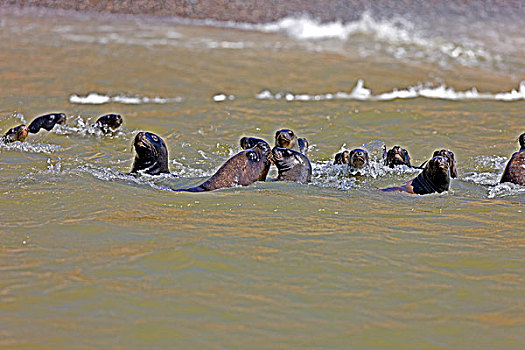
{"left": 256, "top": 80, "right": 525, "bottom": 102}
{"left": 69, "top": 93, "right": 183, "bottom": 105}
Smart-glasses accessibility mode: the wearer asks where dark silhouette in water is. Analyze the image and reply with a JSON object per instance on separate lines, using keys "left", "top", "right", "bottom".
{"left": 1, "top": 124, "right": 29, "bottom": 143}
{"left": 178, "top": 140, "right": 271, "bottom": 192}
{"left": 130, "top": 132, "right": 170, "bottom": 175}
{"left": 384, "top": 145, "right": 411, "bottom": 168}
{"left": 500, "top": 132, "right": 525, "bottom": 186}
{"left": 93, "top": 113, "right": 123, "bottom": 133}
{"left": 381, "top": 155, "right": 451, "bottom": 195}
{"left": 28, "top": 113, "right": 67, "bottom": 133}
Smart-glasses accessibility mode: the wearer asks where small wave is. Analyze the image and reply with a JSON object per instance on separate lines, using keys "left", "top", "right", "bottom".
{"left": 69, "top": 93, "right": 183, "bottom": 105}
{"left": 76, "top": 164, "right": 175, "bottom": 191}
{"left": 218, "top": 13, "right": 505, "bottom": 70}
{"left": 488, "top": 182, "right": 525, "bottom": 198}
{"left": 53, "top": 116, "right": 126, "bottom": 137}
{"left": 256, "top": 80, "right": 525, "bottom": 102}
{"left": 0, "top": 140, "right": 62, "bottom": 153}
{"left": 311, "top": 140, "right": 418, "bottom": 191}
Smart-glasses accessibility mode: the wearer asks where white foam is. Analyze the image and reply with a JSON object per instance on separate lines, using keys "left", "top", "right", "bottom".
{"left": 69, "top": 93, "right": 183, "bottom": 105}
{"left": 0, "top": 140, "right": 62, "bottom": 153}
{"left": 212, "top": 93, "right": 236, "bottom": 102}
{"left": 191, "top": 13, "right": 506, "bottom": 70}
{"left": 256, "top": 80, "right": 525, "bottom": 102}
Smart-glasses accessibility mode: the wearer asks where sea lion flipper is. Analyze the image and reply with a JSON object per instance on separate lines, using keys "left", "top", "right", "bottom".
{"left": 298, "top": 138, "right": 309, "bottom": 154}
{"left": 240, "top": 137, "right": 269, "bottom": 150}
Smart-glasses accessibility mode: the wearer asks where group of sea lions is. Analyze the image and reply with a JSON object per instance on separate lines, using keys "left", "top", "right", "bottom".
{"left": 2, "top": 113, "right": 524, "bottom": 193}
{"left": 0, "top": 112, "right": 123, "bottom": 143}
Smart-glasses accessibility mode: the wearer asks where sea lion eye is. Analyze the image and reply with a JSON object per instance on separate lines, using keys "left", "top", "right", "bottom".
{"left": 151, "top": 135, "right": 159, "bottom": 142}
{"left": 288, "top": 131, "right": 294, "bottom": 136}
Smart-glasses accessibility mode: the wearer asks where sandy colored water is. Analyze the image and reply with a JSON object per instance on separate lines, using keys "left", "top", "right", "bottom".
{"left": 0, "top": 7, "right": 524, "bottom": 350}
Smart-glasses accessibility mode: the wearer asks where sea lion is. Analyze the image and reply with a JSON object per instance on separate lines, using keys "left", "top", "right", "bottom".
{"left": 180, "top": 140, "right": 271, "bottom": 192}
{"left": 274, "top": 129, "right": 308, "bottom": 154}
{"left": 1, "top": 124, "right": 29, "bottom": 143}
{"left": 130, "top": 132, "right": 170, "bottom": 175}
{"left": 272, "top": 146, "right": 312, "bottom": 184}
{"left": 500, "top": 132, "right": 525, "bottom": 185}
{"left": 334, "top": 150, "right": 350, "bottom": 165}
{"left": 381, "top": 156, "right": 451, "bottom": 195}
{"left": 93, "top": 113, "right": 122, "bottom": 133}
{"left": 27, "top": 113, "right": 67, "bottom": 133}
{"left": 431, "top": 149, "right": 457, "bottom": 178}
{"left": 348, "top": 148, "right": 369, "bottom": 170}
{"left": 385, "top": 145, "right": 411, "bottom": 168}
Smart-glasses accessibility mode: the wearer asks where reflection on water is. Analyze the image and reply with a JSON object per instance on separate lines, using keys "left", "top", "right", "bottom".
{"left": 0, "top": 6, "right": 524, "bottom": 350}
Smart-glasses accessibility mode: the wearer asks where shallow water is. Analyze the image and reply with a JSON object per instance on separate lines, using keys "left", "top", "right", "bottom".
{"left": 0, "top": 7, "right": 524, "bottom": 349}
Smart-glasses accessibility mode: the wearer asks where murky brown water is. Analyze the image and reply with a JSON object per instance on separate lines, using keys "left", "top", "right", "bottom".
{"left": 0, "top": 7, "right": 524, "bottom": 349}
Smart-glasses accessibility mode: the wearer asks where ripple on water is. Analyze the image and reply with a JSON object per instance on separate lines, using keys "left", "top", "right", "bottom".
{"left": 0, "top": 140, "right": 62, "bottom": 153}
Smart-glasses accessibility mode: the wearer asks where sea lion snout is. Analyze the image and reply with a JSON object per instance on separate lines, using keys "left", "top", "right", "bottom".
{"left": 349, "top": 148, "right": 369, "bottom": 168}
{"left": 428, "top": 156, "right": 450, "bottom": 175}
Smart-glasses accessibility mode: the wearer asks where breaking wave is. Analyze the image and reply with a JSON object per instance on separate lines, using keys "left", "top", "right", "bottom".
{"left": 256, "top": 80, "right": 525, "bottom": 102}
{"left": 69, "top": 93, "right": 183, "bottom": 105}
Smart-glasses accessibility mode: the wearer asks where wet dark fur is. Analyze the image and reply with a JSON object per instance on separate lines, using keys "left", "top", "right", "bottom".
{"left": 130, "top": 132, "right": 170, "bottom": 175}
{"left": 180, "top": 141, "right": 271, "bottom": 192}
{"left": 272, "top": 147, "right": 312, "bottom": 184}
{"left": 93, "top": 114, "right": 123, "bottom": 133}
{"left": 28, "top": 113, "right": 67, "bottom": 133}
{"left": 385, "top": 145, "right": 411, "bottom": 168}
{"left": 381, "top": 156, "right": 451, "bottom": 195}
{"left": 500, "top": 132, "right": 525, "bottom": 185}
{"left": 275, "top": 129, "right": 308, "bottom": 154}
{"left": 2, "top": 124, "right": 29, "bottom": 143}
{"left": 334, "top": 150, "right": 350, "bottom": 165}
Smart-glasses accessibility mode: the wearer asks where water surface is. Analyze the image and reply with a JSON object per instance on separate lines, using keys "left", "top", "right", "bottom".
{"left": 0, "top": 7, "right": 524, "bottom": 349}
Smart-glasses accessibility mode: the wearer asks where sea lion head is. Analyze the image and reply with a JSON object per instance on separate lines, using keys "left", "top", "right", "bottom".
{"left": 272, "top": 146, "right": 312, "bottom": 184}
{"left": 426, "top": 156, "right": 450, "bottom": 178}
{"left": 385, "top": 145, "right": 411, "bottom": 167}
{"left": 349, "top": 148, "right": 369, "bottom": 169}
{"left": 334, "top": 150, "right": 350, "bottom": 165}
{"left": 2, "top": 124, "right": 29, "bottom": 143}
{"left": 518, "top": 132, "right": 525, "bottom": 149}
{"left": 275, "top": 129, "right": 298, "bottom": 149}
{"left": 28, "top": 112, "right": 67, "bottom": 133}
{"left": 131, "top": 131, "right": 169, "bottom": 175}
{"left": 432, "top": 149, "right": 457, "bottom": 178}
{"left": 94, "top": 114, "right": 122, "bottom": 132}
